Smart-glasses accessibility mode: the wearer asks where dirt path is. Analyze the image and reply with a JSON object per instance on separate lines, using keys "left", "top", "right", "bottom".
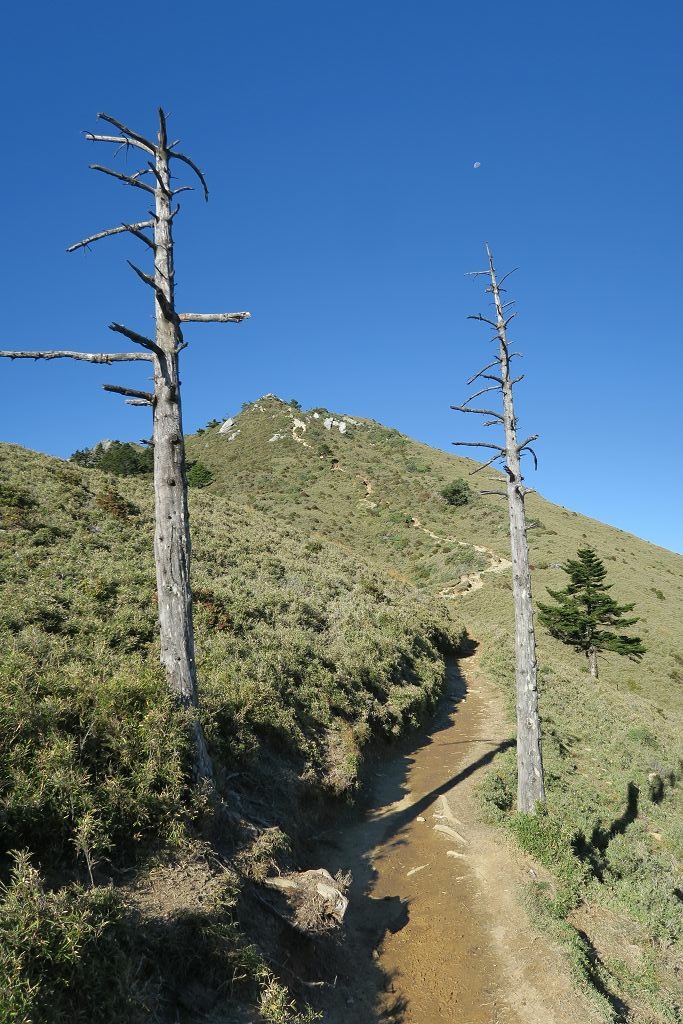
{"left": 410, "top": 516, "right": 512, "bottom": 597}
{"left": 312, "top": 650, "right": 599, "bottom": 1024}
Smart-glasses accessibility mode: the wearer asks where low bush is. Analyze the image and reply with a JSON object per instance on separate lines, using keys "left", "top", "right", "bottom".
{"left": 440, "top": 479, "right": 471, "bottom": 507}
{"left": 187, "top": 461, "right": 214, "bottom": 488}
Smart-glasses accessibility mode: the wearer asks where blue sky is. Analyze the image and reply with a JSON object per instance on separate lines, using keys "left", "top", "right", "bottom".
{"left": 1, "top": 1, "right": 681, "bottom": 552}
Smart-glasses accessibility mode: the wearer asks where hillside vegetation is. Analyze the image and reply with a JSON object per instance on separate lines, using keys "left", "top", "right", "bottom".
{"left": 1, "top": 393, "right": 681, "bottom": 1023}
{"left": 186, "top": 395, "right": 683, "bottom": 1023}
{"left": 0, "top": 442, "right": 459, "bottom": 1023}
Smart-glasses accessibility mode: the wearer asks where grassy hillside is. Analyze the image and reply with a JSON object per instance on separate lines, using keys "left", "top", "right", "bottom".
{"left": 0, "top": 443, "right": 460, "bottom": 1023}
{"left": 1, "top": 391, "right": 681, "bottom": 1023}
{"left": 186, "top": 395, "right": 683, "bottom": 1023}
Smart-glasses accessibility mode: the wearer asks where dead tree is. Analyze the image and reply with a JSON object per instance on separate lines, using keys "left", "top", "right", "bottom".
{"left": 453, "top": 244, "right": 545, "bottom": 813}
{"left": 0, "top": 109, "right": 251, "bottom": 784}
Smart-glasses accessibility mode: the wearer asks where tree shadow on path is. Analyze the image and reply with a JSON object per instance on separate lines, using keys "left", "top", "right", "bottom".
{"left": 294, "top": 643, "right": 514, "bottom": 1022}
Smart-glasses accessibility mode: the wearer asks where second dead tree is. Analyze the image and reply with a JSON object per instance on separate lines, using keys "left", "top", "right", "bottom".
{"left": 0, "top": 109, "right": 250, "bottom": 784}
{"left": 453, "top": 245, "right": 546, "bottom": 813}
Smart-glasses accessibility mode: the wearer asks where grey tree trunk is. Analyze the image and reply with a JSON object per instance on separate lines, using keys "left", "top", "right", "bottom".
{"left": 0, "top": 109, "right": 251, "bottom": 786}
{"left": 588, "top": 646, "right": 599, "bottom": 678}
{"left": 489, "top": 256, "right": 545, "bottom": 813}
{"left": 453, "top": 245, "right": 546, "bottom": 813}
{"left": 151, "top": 118, "right": 213, "bottom": 781}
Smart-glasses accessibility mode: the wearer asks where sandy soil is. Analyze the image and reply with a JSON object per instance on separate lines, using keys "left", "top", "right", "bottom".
{"left": 310, "top": 650, "right": 601, "bottom": 1024}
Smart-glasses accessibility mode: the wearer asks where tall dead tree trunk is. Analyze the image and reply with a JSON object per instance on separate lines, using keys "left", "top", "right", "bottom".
{"left": 0, "top": 109, "right": 250, "bottom": 784}
{"left": 453, "top": 244, "right": 545, "bottom": 813}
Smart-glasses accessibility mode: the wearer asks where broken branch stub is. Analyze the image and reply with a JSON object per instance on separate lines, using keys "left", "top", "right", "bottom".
{"left": 178, "top": 312, "right": 252, "bottom": 323}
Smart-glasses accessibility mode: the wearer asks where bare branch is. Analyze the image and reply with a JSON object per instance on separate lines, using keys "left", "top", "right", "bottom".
{"left": 519, "top": 445, "right": 539, "bottom": 470}
{"left": 178, "top": 312, "right": 252, "bottom": 323}
{"left": 126, "top": 399, "right": 152, "bottom": 406}
{"left": 96, "top": 112, "right": 156, "bottom": 154}
{"left": 480, "top": 490, "right": 508, "bottom": 496}
{"left": 66, "top": 220, "right": 155, "bottom": 253}
{"left": 126, "top": 262, "right": 175, "bottom": 321}
{"left": 452, "top": 405, "right": 504, "bottom": 421}
{"left": 84, "top": 132, "right": 153, "bottom": 155}
{"left": 459, "top": 383, "right": 500, "bottom": 405}
{"left": 467, "top": 314, "right": 498, "bottom": 329}
{"left": 0, "top": 349, "right": 151, "bottom": 363}
{"left": 103, "top": 383, "right": 154, "bottom": 402}
{"left": 170, "top": 151, "right": 209, "bottom": 201}
{"left": 482, "top": 373, "right": 504, "bottom": 385}
{"left": 147, "top": 161, "right": 171, "bottom": 196}
{"left": 452, "top": 441, "right": 506, "bottom": 452}
{"left": 510, "top": 374, "right": 525, "bottom": 385}
{"left": 469, "top": 452, "right": 507, "bottom": 475}
{"left": 123, "top": 224, "right": 156, "bottom": 250}
{"left": 497, "top": 268, "right": 519, "bottom": 286}
{"left": 466, "top": 358, "right": 501, "bottom": 386}
{"left": 172, "top": 186, "right": 194, "bottom": 196}
{"left": 127, "top": 260, "right": 158, "bottom": 290}
{"left": 108, "top": 322, "right": 162, "bottom": 356}
{"left": 516, "top": 434, "right": 539, "bottom": 452}
{"left": 126, "top": 168, "right": 153, "bottom": 182}
{"left": 90, "top": 164, "right": 156, "bottom": 195}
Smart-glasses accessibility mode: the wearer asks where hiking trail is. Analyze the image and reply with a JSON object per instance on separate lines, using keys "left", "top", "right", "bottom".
{"left": 311, "top": 651, "right": 601, "bottom": 1023}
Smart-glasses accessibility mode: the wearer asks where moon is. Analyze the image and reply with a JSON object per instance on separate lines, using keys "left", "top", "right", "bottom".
{"left": 473, "top": 161, "right": 481, "bottom": 169}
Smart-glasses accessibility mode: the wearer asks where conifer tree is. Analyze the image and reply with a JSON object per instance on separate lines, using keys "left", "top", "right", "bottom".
{"left": 537, "top": 547, "right": 646, "bottom": 678}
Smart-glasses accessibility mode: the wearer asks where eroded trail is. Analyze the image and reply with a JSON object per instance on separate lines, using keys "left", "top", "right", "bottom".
{"left": 313, "top": 652, "right": 598, "bottom": 1024}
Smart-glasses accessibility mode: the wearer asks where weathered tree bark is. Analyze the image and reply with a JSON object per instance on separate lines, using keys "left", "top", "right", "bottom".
{"left": 0, "top": 109, "right": 251, "bottom": 785}
{"left": 588, "top": 646, "right": 599, "bottom": 678}
{"left": 454, "top": 245, "right": 546, "bottom": 813}
{"left": 150, "top": 112, "right": 214, "bottom": 781}
{"left": 489, "top": 252, "right": 545, "bottom": 813}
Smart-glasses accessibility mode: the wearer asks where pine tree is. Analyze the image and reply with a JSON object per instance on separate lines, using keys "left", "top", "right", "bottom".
{"left": 537, "top": 547, "right": 646, "bottom": 678}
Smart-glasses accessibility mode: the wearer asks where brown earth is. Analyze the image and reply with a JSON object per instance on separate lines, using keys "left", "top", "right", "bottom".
{"left": 309, "top": 649, "right": 602, "bottom": 1024}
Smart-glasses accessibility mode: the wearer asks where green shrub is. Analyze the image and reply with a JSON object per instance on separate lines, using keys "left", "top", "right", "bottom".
{"left": 0, "top": 653, "right": 188, "bottom": 865}
{"left": 187, "top": 461, "right": 214, "bottom": 488}
{"left": 440, "top": 479, "right": 471, "bottom": 507}
{"left": 0, "top": 852, "right": 124, "bottom": 1024}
